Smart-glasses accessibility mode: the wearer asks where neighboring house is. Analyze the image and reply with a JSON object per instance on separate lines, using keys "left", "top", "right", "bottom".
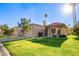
{"left": 12, "top": 22, "right": 68, "bottom": 38}
{"left": 0, "top": 29, "right": 2, "bottom": 34}
{"left": 0, "top": 25, "right": 3, "bottom": 35}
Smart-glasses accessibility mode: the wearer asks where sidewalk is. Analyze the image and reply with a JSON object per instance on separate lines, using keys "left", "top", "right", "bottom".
{"left": 0, "top": 42, "right": 10, "bottom": 56}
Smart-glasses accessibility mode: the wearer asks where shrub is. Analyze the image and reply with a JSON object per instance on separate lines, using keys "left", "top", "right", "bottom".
{"left": 53, "top": 35, "right": 57, "bottom": 37}
{"left": 59, "top": 35, "right": 66, "bottom": 38}
{"left": 73, "top": 24, "right": 79, "bottom": 35}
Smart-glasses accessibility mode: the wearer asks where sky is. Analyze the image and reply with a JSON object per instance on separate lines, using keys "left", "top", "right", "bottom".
{"left": 0, "top": 3, "right": 79, "bottom": 28}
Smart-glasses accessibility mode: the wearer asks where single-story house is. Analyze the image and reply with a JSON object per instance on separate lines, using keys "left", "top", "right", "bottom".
{"left": 12, "top": 22, "right": 68, "bottom": 38}
{"left": 0, "top": 25, "right": 3, "bottom": 35}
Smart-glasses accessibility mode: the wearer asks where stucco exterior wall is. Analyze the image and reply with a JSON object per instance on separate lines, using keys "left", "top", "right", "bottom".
{"left": 47, "top": 26, "right": 68, "bottom": 37}
{"left": 12, "top": 23, "right": 68, "bottom": 38}
{"left": 12, "top": 27, "right": 19, "bottom": 36}
{"left": 24, "top": 24, "right": 45, "bottom": 37}
{"left": 0, "top": 29, "right": 2, "bottom": 34}
{"left": 33, "top": 25, "right": 45, "bottom": 37}
{"left": 60, "top": 27, "right": 68, "bottom": 35}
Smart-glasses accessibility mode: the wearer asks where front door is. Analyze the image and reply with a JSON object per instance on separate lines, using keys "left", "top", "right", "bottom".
{"left": 38, "top": 32, "right": 43, "bottom": 37}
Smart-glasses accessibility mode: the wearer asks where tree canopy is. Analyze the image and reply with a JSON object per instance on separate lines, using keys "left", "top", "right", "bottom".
{"left": 1, "top": 24, "right": 9, "bottom": 31}
{"left": 17, "top": 18, "right": 31, "bottom": 35}
{"left": 73, "top": 24, "right": 79, "bottom": 35}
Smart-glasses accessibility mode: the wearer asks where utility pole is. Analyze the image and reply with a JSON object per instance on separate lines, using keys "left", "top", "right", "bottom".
{"left": 71, "top": 3, "right": 77, "bottom": 27}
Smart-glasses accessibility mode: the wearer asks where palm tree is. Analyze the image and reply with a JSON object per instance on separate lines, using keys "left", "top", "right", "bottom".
{"left": 43, "top": 20, "right": 46, "bottom": 25}
{"left": 44, "top": 13, "right": 48, "bottom": 25}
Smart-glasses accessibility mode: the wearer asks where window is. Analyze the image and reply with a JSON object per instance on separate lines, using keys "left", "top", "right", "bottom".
{"left": 57, "top": 29, "right": 61, "bottom": 35}
{"left": 51, "top": 28, "right": 56, "bottom": 34}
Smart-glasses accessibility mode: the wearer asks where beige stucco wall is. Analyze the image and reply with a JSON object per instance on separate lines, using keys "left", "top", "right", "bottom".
{"left": 24, "top": 24, "right": 45, "bottom": 38}
{"left": 12, "top": 24, "right": 68, "bottom": 37}
{"left": 33, "top": 25, "right": 45, "bottom": 37}
{"left": 12, "top": 27, "right": 19, "bottom": 36}
{"left": 24, "top": 25, "right": 34, "bottom": 37}
{"left": 0, "top": 29, "right": 2, "bottom": 35}
{"left": 60, "top": 27, "right": 68, "bottom": 35}
{"left": 47, "top": 26, "right": 68, "bottom": 37}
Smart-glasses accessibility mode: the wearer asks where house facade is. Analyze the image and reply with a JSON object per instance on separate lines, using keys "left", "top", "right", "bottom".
{"left": 47, "top": 22, "right": 68, "bottom": 37}
{"left": 12, "top": 22, "right": 68, "bottom": 38}
{"left": 0, "top": 25, "right": 3, "bottom": 35}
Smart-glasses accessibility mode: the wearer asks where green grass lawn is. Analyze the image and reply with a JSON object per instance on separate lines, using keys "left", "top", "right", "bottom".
{"left": 3, "top": 35, "right": 79, "bottom": 56}
{"left": 0, "top": 34, "right": 10, "bottom": 39}
{"left": 0, "top": 34, "right": 16, "bottom": 39}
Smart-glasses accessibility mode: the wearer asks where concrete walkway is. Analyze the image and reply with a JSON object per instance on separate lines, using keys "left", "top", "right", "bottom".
{"left": 0, "top": 36, "right": 29, "bottom": 56}
{"left": 0, "top": 42, "right": 10, "bottom": 56}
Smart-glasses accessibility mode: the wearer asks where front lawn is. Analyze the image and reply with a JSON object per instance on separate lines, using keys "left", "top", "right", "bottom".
{"left": 3, "top": 35, "right": 79, "bottom": 56}
{"left": 0, "top": 34, "right": 16, "bottom": 39}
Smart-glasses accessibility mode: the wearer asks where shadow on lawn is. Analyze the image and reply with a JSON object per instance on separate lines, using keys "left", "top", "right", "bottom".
{"left": 75, "top": 36, "right": 79, "bottom": 40}
{"left": 27, "top": 37, "right": 67, "bottom": 47}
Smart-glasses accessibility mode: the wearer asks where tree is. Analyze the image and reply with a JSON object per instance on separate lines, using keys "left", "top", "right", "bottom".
{"left": 1, "top": 24, "right": 9, "bottom": 31}
{"left": 43, "top": 20, "right": 46, "bottom": 25}
{"left": 44, "top": 13, "right": 48, "bottom": 18}
{"left": 3, "top": 30, "right": 12, "bottom": 36}
{"left": 0, "top": 25, "right": 1, "bottom": 29}
{"left": 1, "top": 24, "right": 11, "bottom": 36}
{"left": 73, "top": 24, "right": 79, "bottom": 35}
{"left": 18, "top": 18, "right": 31, "bottom": 35}
{"left": 9, "top": 28, "right": 14, "bottom": 35}
{"left": 44, "top": 13, "right": 48, "bottom": 25}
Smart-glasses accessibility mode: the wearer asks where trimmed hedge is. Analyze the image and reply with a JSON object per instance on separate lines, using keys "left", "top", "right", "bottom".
{"left": 59, "top": 35, "right": 66, "bottom": 38}
{"left": 53, "top": 35, "right": 66, "bottom": 38}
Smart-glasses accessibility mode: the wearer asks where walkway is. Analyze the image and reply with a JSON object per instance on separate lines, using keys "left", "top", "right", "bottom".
{"left": 0, "top": 36, "right": 28, "bottom": 56}
{"left": 0, "top": 36, "right": 33, "bottom": 56}
{"left": 0, "top": 36, "right": 28, "bottom": 42}
{"left": 0, "top": 42, "right": 10, "bottom": 56}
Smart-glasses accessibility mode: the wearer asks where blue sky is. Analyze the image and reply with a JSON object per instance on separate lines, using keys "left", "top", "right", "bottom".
{"left": 0, "top": 3, "right": 79, "bottom": 28}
